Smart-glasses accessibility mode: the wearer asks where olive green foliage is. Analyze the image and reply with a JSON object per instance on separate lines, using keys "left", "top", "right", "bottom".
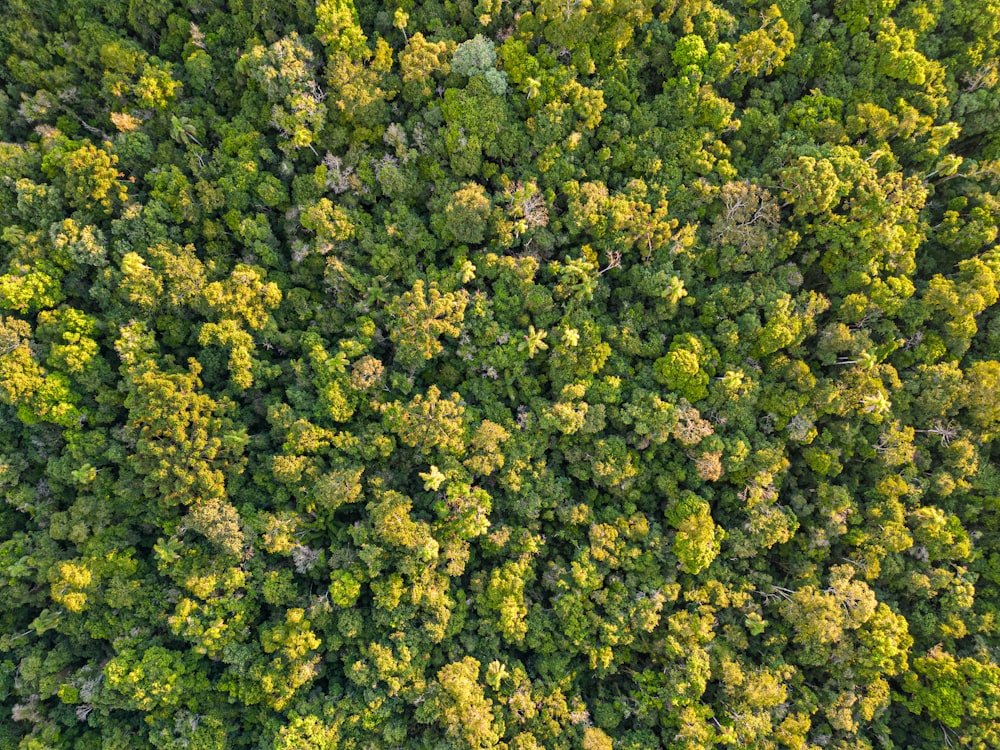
{"left": 1, "top": 1, "right": 1000, "bottom": 748}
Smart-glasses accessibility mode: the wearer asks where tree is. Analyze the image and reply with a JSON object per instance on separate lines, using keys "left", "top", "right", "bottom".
{"left": 104, "top": 646, "right": 192, "bottom": 713}
{"left": 778, "top": 154, "right": 843, "bottom": 217}
{"left": 381, "top": 386, "right": 468, "bottom": 456}
{"left": 0, "top": 315, "right": 81, "bottom": 427}
{"left": 41, "top": 137, "right": 128, "bottom": 213}
{"left": 964, "top": 360, "right": 1000, "bottom": 435}
{"left": 169, "top": 115, "right": 200, "bottom": 146}
{"left": 921, "top": 254, "right": 999, "bottom": 357}
{"left": 237, "top": 33, "right": 327, "bottom": 153}
{"left": 368, "top": 488, "right": 432, "bottom": 550}
{"left": 654, "top": 334, "right": 715, "bottom": 402}
{"left": 386, "top": 281, "right": 469, "bottom": 370}
{"left": 732, "top": 5, "right": 796, "bottom": 77}
{"left": 667, "top": 494, "right": 724, "bottom": 574}
{"left": 713, "top": 180, "right": 780, "bottom": 258}
{"left": 417, "top": 658, "right": 502, "bottom": 749}
{"left": 198, "top": 319, "right": 256, "bottom": 389}
{"left": 201, "top": 264, "right": 282, "bottom": 331}
{"left": 903, "top": 646, "right": 1000, "bottom": 742}
{"left": 452, "top": 35, "right": 508, "bottom": 95}
{"left": 314, "top": 0, "right": 393, "bottom": 141}
{"left": 518, "top": 326, "right": 549, "bottom": 359}
{"left": 116, "top": 324, "right": 246, "bottom": 555}
{"left": 442, "top": 183, "right": 493, "bottom": 245}
{"left": 399, "top": 33, "right": 453, "bottom": 101}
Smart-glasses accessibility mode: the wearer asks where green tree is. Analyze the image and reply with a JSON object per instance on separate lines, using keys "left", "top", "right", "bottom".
{"left": 417, "top": 658, "right": 502, "bottom": 749}
{"left": 386, "top": 280, "right": 469, "bottom": 370}
{"left": 41, "top": 137, "right": 128, "bottom": 213}
{"left": 381, "top": 386, "right": 468, "bottom": 456}
{"left": 654, "top": 334, "right": 715, "bottom": 402}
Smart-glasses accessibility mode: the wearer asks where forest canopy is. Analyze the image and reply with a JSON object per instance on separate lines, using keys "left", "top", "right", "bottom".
{"left": 2, "top": 0, "right": 1000, "bottom": 748}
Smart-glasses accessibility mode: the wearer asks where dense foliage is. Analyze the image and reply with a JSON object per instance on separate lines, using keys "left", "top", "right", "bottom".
{"left": 1, "top": 0, "right": 1000, "bottom": 747}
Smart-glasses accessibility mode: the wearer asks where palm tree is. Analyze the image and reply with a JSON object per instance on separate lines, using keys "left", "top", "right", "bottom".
{"left": 519, "top": 326, "right": 549, "bottom": 358}
{"left": 716, "top": 369, "right": 745, "bottom": 390}
{"left": 663, "top": 275, "right": 687, "bottom": 305}
{"left": 834, "top": 350, "right": 877, "bottom": 370}
{"left": 170, "top": 115, "right": 200, "bottom": 145}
